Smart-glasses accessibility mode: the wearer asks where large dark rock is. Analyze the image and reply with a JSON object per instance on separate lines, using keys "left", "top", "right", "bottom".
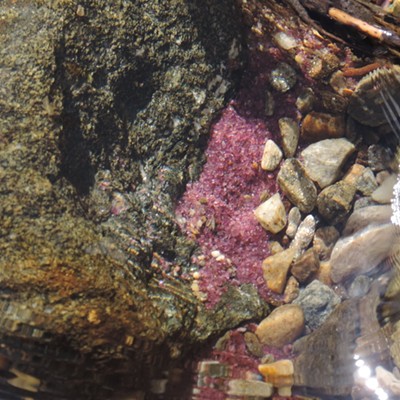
{"left": 0, "top": 1, "right": 266, "bottom": 398}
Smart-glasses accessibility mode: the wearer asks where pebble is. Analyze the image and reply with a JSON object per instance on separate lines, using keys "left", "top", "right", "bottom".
{"left": 343, "top": 204, "right": 392, "bottom": 236}
{"left": 295, "top": 88, "right": 315, "bottom": 114}
{"left": 227, "top": 379, "right": 273, "bottom": 397}
{"left": 261, "top": 248, "right": 296, "bottom": 294}
{"left": 343, "top": 163, "right": 365, "bottom": 187}
{"left": 255, "top": 304, "right": 304, "bottom": 347}
{"left": 269, "top": 240, "right": 284, "bottom": 255}
{"left": 291, "top": 248, "right": 320, "bottom": 283}
{"left": 261, "top": 139, "right": 282, "bottom": 171}
{"left": 283, "top": 276, "right": 300, "bottom": 303}
{"left": 317, "top": 180, "right": 356, "bottom": 224}
{"left": 368, "top": 144, "right": 393, "bottom": 171}
{"left": 290, "top": 214, "right": 316, "bottom": 259}
{"left": 301, "top": 112, "right": 345, "bottom": 142}
{"left": 300, "top": 138, "right": 355, "bottom": 188}
{"left": 277, "top": 158, "right": 317, "bottom": 213}
{"left": 258, "top": 359, "right": 294, "bottom": 397}
{"left": 316, "top": 260, "right": 332, "bottom": 286}
{"left": 270, "top": 63, "right": 297, "bottom": 92}
{"left": 348, "top": 275, "right": 371, "bottom": 298}
{"left": 376, "top": 366, "right": 400, "bottom": 396}
{"left": 244, "top": 332, "right": 264, "bottom": 358}
{"left": 353, "top": 196, "right": 378, "bottom": 210}
{"left": 293, "top": 280, "right": 341, "bottom": 330}
{"left": 279, "top": 117, "right": 299, "bottom": 157}
{"left": 254, "top": 193, "right": 287, "bottom": 234}
{"left": 286, "top": 207, "right": 301, "bottom": 238}
{"left": 356, "top": 167, "right": 378, "bottom": 196}
{"left": 371, "top": 173, "right": 397, "bottom": 204}
{"left": 313, "top": 226, "right": 339, "bottom": 261}
{"left": 265, "top": 89, "right": 275, "bottom": 117}
{"left": 330, "top": 223, "right": 397, "bottom": 283}
{"left": 273, "top": 31, "right": 298, "bottom": 50}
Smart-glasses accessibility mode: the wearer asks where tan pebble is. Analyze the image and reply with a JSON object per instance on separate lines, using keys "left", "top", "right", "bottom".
{"left": 269, "top": 241, "right": 284, "bottom": 254}
{"left": 255, "top": 304, "right": 304, "bottom": 347}
{"left": 343, "top": 163, "right": 365, "bottom": 187}
{"left": 258, "top": 359, "right": 294, "bottom": 387}
{"left": 301, "top": 112, "right": 345, "bottom": 142}
{"left": 313, "top": 226, "right": 340, "bottom": 261}
{"left": 290, "top": 248, "right": 319, "bottom": 282}
{"left": 261, "top": 139, "right": 283, "bottom": 171}
{"left": 227, "top": 379, "right": 273, "bottom": 397}
{"left": 279, "top": 117, "right": 299, "bottom": 157}
{"left": 316, "top": 260, "right": 333, "bottom": 286}
{"left": 254, "top": 193, "right": 287, "bottom": 234}
{"left": 262, "top": 248, "right": 296, "bottom": 294}
{"left": 286, "top": 206, "right": 301, "bottom": 238}
{"left": 283, "top": 276, "right": 300, "bottom": 303}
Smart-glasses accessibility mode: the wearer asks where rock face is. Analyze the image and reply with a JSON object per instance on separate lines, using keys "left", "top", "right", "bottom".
{"left": 301, "top": 138, "right": 355, "bottom": 188}
{"left": 0, "top": 1, "right": 246, "bottom": 397}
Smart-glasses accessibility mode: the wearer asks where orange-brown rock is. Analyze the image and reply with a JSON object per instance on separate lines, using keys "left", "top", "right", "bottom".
{"left": 290, "top": 248, "right": 320, "bottom": 282}
{"left": 258, "top": 359, "right": 294, "bottom": 387}
{"left": 301, "top": 112, "right": 345, "bottom": 142}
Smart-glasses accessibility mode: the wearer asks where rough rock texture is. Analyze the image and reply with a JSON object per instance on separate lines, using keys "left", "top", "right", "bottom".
{"left": 261, "top": 139, "right": 282, "bottom": 171}
{"left": 0, "top": 1, "right": 248, "bottom": 397}
{"left": 279, "top": 117, "right": 299, "bottom": 158}
{"left": 300, "top": 112, "right": 345, "bottom": 142}
{"left": 254, "top": 193, "right": 287, "bottom": 234}
{"left": 313, "top": 226, "right": 340, "bottom": 261}
{"left": 290, "top": 248, "right": 320, "bottom": 283}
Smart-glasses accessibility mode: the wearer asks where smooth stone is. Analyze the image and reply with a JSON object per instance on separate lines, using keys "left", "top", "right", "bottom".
{"left": 244, "top": 332, "right": 263, "bottom": 358}
{"left": 348, "top": 275, "right": 371, "bottom": 298}
{"left": 273, "top": 31, "right": 298, "bottom": 50}
{"left": 371, "top": 173, "right": 397, "bottom": 204}
{"left": 254, "top": 193, "right": 287, "bottom": 234}
{"left": 270, "top": 62, "right": 297, "bottom": 93}
{"left": 283, "top": 276, "right": 300, "bottom": 303}
{"left": 255, "top": 304, "right": 304, "bottom": 347}
{"left": 376, "top": 170, "right": 391, "bottom": 185}
{"left": 261, "top": 139, "right": 282, "bottom": 171}
{"left": 258, "top": 359, "right": 294, "bottom": 389}
{"left": 228, "top": 379, "right": 273, "bottom": 397}
{"left": 301, "top": 138, "right": 355, "bottom": 188}
{"left": 317, "top": 180, "right": 356, "bottom": 224}
{"left": 330, "top": 223, "right": 397, "bottom": 283}
{"left": 316, "top": 260, "right": 333, "bottom": 286}
{"left": 313, "top": 226, "right": 340, "bottom": 261}
{"left": 368, "top": 144, "right": 393, "bottom": 171}
{"left": 353, "top": 196, "right": 378, "bottom": 210}
{"left": 286, "top": 206, "right": 301, "bottom": 239}
{"left": 356, "top": 167, "right": 378, "bottom": 196}
{"left": 343, "top": 204, "right": 392, "bottom": 236}
{"left": 278, "top": 158, "right": 317, "bottom": 213}
{"left": 293, "top": 280, "right": 341, "bottom": 330}
{"left": 279, "top": 117, "right": 299, "bottom": 157}
{"left": 301, "top": 112, "right": 345, "bottom": 142}
{"left": 291, "top": 248, "right": 320, "bottom": 282}
{"left": 290, "top": 214, "right": 316, "bottom": 259}
{"left": 262, "top": 248, "right": 296, "bottom": 294}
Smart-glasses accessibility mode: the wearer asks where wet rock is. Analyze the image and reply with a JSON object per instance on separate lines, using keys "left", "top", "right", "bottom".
{"left": 317, "top": 180, "right": 356, "bottom": 223}
{"left": 371, "top": 173, "right": 397, "bottom": 204}
{"left": 261, "top": 139, "right": 282, "bottom": 171}
{"left": 258, "top": 359, "right": 294, "bottom": 397}
{"left": 316, "top": 261, "right": 333, "bottom": 286}
{"left": 273, "top": 31, "right": 298, "bottom": 50}
{"left": 376, "top": 366, "right": 400, "bottom": 396}
{"left": 264, "top": 90, "right": 275, "bottom": 117}
{"left": 262, "top": 248, "right": 296, "bottom": 294}
{"left": 255, "top": 304, "right": 304, "bottom": 347}
{"left": 313, "top": 226, "right": 340, "bottom": 261}
{"left": 293, "top": 280, "right": 341, "bottom": 330}
{"left": 269, "top": 241, "right": 284, "bottom": 255}
{"left": 277, "top": 159, "right": 317, "bottom": 213}
{"left": 348, "top": 275, "right": 371, "bottom": 298}
{"left": 356, "top": 167, "right": 378, "bottom": 196}
{"left": 368, "top": 144, "right": 393, "bottom": 171}
{"left": 343, "top": 163, "right": 365, "bottom": 187}
{"left": 320, "top": 90, "right": 348, "bottom": 114}
{"left": 254, "top": 193, "right": 287, "bottom": 234}
{"left": 286, "top": 207, "right": 301, "bottom": 239}
{"left": 244, "top": 332, "right": 264, "bottom": 358}
{"left": 296, "top": 88, "right": 315, "bottom": 114}
{"left": 279, "top": 117, "right": 299, "bottom": 157}
{"left": 270, "top": 62, "right": 297, "bottom": 92}
{"left": 343, "top": 205, "right": 392, "bottom": 236}
{"left": 227, "top": 379, "right": 273, "bottom": 397}
{"left": 291, "top": 248, "right": 320, "bottom": 283}
{"left": 301, "top": 112, "right": 345, "bottom": 142}
{"left": 290, "top": 215, "right": 316, "bottom": 259}
{"left": 301, "top": 138, "right": 355, "bottom": 188}
{"left": 330, "top": 223, "right": 397, "bottom": 283}
{"left": 353, "top": 196, "right": 378, "bottom": 210}
{"left": 283, "top": 276, "right": 300, "bottom": 303}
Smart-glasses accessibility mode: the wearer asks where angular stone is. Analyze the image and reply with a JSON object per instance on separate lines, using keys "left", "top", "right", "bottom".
{"left": 330, "top": 223, "right": 397, "bottom": 283}
{"left": 244, "top": 332, "right": 263, "bottom": 358}
{"left": 368, "top": 144, "right": 393, "bottom": 171}
{"left": 270, "top": 63, "right": 297, "bottom": 92}
{"left": 262, "top": 248, "right": 296, "bottom": 294}
{"left": 283, "top": 276, "right": 300, "bottom": 303}
{"left": 343, "top": 205, "right": 392, "bottom": 236}
{"left": 254, "top": 193, "right": 287, "bottom": 234}
{"left": 258, "top": 359, "right": 294, "bottom": 389}
{"left": 301, "top": 138, "right": 355, "bottom": 188}
{"left": 356, "top": 167, "right": 378, "bottom": 196}
{"left": 301, "top": 112, "right": 345, "bottom": 142}
{"left": 269, "top": 241, "right": 284, "bottom": 255}
{"left": 317, "top": 180, "right": 356, "bottom": 223}
{"left": 313, "top": 226, "right": 340, "bottom": 261}
{"left": 290, "top": 214, "right": 316, "bottom": 259}
{"left": 371, "top": 173, "right": 397, "bottom": 204}
{"left": 343, "top": 163, "right": 365, "bottom": 187}
{"left": 261, "top": 139, "right": 282, "bottom": 171}
{"left": 278, "top": 159, "right": 317, "bottom": 213}
{"left": 228, "top": 379, "right": 273, "bottom": 397}
{"left": 293, "top": 280, "right": 341, "bottom": 330}
{"left": 296, "top": 88, "right": 315, "bottom": 114}
{"left": 256, "top": 304, "right": 304, "bottom": 347}
{"left": 279, "top": 117, "right": 299, "bottom": 157}
{"left": 286, "top": 207, "right": 301, "bottom": 238}
{"left": 291, "top": 248, "right": 320, "bottom": 282}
